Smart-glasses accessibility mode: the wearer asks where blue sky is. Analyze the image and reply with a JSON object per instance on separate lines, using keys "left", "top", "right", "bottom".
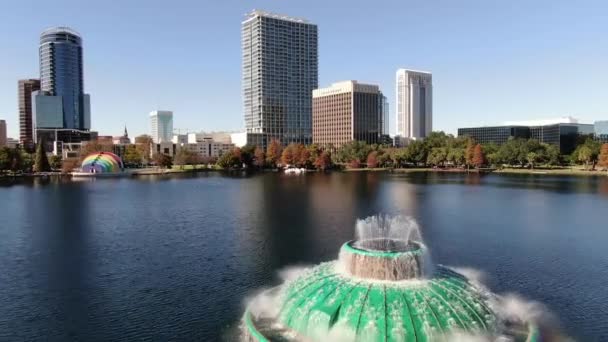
{"left": 0, "top": 0, "right": 606, "bottom": 139}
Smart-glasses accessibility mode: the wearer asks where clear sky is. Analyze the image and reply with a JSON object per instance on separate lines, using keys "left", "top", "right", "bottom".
{"left": 0, "top": 0, "right": 606, "bottom": 139}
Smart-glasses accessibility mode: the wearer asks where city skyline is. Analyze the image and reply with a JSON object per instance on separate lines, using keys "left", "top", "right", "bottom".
{"left": 1, "top": 0, "right": 607, "bottom": 139}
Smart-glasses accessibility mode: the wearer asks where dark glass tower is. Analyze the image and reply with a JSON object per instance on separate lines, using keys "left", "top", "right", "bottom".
{"left": 39, "top": 27, "right": 90, "bottom": 130}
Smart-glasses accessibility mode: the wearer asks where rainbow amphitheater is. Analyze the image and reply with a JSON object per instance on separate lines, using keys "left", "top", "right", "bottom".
{"left": 75, "top": 152, "right": 124, "bottom": 175}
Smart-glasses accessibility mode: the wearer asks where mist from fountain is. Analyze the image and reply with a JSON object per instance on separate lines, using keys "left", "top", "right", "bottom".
{"left": 338, "top": 215, "right": 434, "bottom": 281}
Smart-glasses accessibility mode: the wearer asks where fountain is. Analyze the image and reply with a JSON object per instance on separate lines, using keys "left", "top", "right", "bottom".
{"left": 242, "top": 216, "right": 543, "bottom": 341}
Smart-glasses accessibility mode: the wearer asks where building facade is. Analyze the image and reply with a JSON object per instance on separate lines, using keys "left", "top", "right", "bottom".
{"left": 458, "top": 122, "right": 595, "bottom": 154}
{"left": 242, "top": 10, "right": 318, "bottom": 148}
{"left": 595, "top": 120, "right": 608, "bottom": 142}
{"left": 150, "top": 110, "right": 173, "bottom": 143}
{"left": 0, "top": 120, "right": 6, "bottom": 147}
{"left": 37, "top": 27, "right": 90, "bottom": 132}
{"left": 18, "top": 79, "right": 40, "bottom": 146}
{"left": 395, "top": 69, "right": 433, "bottom": 140}
{"left": 312, "top": 81, "right": 384, "bottom": 148}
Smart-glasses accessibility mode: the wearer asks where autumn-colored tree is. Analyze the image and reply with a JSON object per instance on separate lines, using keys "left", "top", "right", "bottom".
{"left": 79, "top": 141, "right": 112, "bottom": 162}
{"left": 314, "top": 151, "right": 332, "bottom": 170}
{"left": 472, "top": 144, "right": 485, "bottom": 168}
{"left": 61, "top": 158, "right": 79, "bottom": 173}
{"left": 253, "top": 147, "right": 265, "bottom": 168}
{"left": 266, "top": 139, "right": 282, "bottom": 167}
{"left": 297, "top": 144, "right": 310, "bottom": 168}
{"left": 367, "top": 151, "right": 379, "bottom": 168}
{"left": 153, "top": 153, "right": 173, "bottom": 169}
{"left": 174, "top": 148, "right": 196, "bottom": 169}
{"left": 465, "top": 140, "right": 475, "bottom": 168}
{"left": 348, "top": 159, "right": 361, "bottom": 169}
{"left": 598, "top": 143, "right": 608, "bottom": 170}
{"left": 281, "top": 144, "right": 295, "bottom": 166}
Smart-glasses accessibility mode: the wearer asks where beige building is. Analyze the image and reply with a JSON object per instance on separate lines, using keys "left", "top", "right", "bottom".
{"left": 313, "top": 81, "right": 385, "bottom": 147}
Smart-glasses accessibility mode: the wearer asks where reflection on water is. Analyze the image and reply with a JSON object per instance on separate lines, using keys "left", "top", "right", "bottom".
{"left": 0, "top": 172, "right": 607, "bottom": 341}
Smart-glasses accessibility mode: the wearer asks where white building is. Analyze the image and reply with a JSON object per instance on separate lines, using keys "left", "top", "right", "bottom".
{"left": 395, "top": 69, "right": 433, "bottom": 141}
{"left": 178, "top": 141, "right": 234, "bottom": 159}
{"left": 0, "top": 119, "right": 6, "bottom": 147}
{"left": 150, "top": 110, "right": 173, "bottom": 143}
{"left": 230, "top": 132, "right": 247, "bottom": 147}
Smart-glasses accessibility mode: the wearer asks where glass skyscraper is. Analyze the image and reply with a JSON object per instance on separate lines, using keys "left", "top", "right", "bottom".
{"left": 242, "top": 10, "right": 318, "bottom": 148}
{"left": 38, "top": 27, "right": 90, "bottom": 130}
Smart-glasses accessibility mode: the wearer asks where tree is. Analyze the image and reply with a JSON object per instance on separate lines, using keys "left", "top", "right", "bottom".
{"left": 123, "top": 145, "right": 143, "bottom": 166}
{"left": 217, "top": 149, "right": 241, "bottom": 169}
{"left": 266, "top": 139, "right": 282, "bottom": 167}
{"left": 465, "top": 140, "right": 476, "bottom": 168}
{"left": 174, "top": 148, "right": 196, "bottom": 169}
{"left": 296, "top": 144, "right": 310, "bottom": 168}
{"left": 598, "top": 144, "right": 608, "bottom": 171}
{"left": 33, "top": 140, "right": 51, "bottom": 173}
{"left": 526, "top": 152, "right": 540, "bottom": 169}
{"left": 49, "top": 155, "right": 62, "bottom": 170}
{"left": 0, "top": 147, "right": 11, "bottom": 172}
{"left": 153, "top": 153, "right": 173, "bottom": 169}
{"left": 472, "top": 144, "right": 485, "bottom": 168}
{"left": 427, "top": 147, "right": 448, "bottom": 167}
{"left": 134, "top": 135, "right": 153, "bottom": 164}
{"left": 574, "top": 139, "right": 601, "bottom": 170}
{"left": 281, "top": 144, "right": 296, "bottom": 166}
{"left": 314, "top": 151, "right": 333, "bottom": 170}
{"left": 367, "top": 151, "right": 379, "bottom": 168}
{"left": 240, "top": 145, "right": 256, "bottom": 168}
{"left": 253, "top": 147, "right": 266, "bottom": 168}
{"left": 406, "top": 140, "right": 428, "bottom": 166}
{"left": 62, "top": 158, "right": 79, "bottom": 173}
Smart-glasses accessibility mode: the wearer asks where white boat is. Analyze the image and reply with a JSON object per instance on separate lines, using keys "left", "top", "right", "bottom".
{"left": 284, "top": 167, "right": 306, "bottom": 174}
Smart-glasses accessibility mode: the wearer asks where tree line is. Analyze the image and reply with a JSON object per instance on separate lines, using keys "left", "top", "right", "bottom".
{"left": 2, "top": 131, "right": 608, "bottom": 174}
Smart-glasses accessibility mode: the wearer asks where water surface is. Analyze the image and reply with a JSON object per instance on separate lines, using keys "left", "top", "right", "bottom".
{"left": 1, "top": 172, "right": 607, "bottom": 341}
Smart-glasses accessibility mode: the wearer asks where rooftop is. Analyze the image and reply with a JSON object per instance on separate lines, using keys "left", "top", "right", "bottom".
{"left": 502, "top": 116, "right": 581, "bottom": 126}
{"left": 244, "top": 9, "right": 312, "bottom": 24}
{"left": 397, "top": 68, "right": 433, "bottom": 75}
{"left": 40, "top": 26, "right": 81, "bottom": 37}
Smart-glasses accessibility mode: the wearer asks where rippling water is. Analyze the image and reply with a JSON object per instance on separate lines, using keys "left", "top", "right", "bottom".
{"left": 1, "top": 172, "right": 607, "bottom": 341}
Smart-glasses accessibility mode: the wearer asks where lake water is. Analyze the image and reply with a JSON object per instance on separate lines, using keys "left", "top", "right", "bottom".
{"left": 1, "top": 172, "right": 607, "bottom": 341}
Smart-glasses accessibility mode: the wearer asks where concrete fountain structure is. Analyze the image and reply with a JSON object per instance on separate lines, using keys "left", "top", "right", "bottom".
{"left": 243, "top": 216, "right": 542, "bottom": 341}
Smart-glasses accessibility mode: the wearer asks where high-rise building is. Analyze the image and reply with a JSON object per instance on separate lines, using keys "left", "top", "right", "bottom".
{"left": 242, "top": 10, "right": 318, "bottom": 148}
{"left": 312, "top": 81, "right": 384, "bottom": 147}
{"left": 37, "top": 27, "right": 90, "bottom": 131}
{"left": 150, "top": 110, "right": 173, "bottom": 143}
{"left": 18, "top": 79, "right": 40, "bottom": 145}
{"left": 395, "top": 69, "right": 433, "bottom": 140}
{"left": 0, "top": 120, "right": 7, "bottom": 147}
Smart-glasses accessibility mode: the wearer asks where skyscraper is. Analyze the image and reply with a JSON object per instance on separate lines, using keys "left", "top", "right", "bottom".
{"left": 242, "top": 10, "right": 318, "bottom": 148}
{"left": 150, "top": 110, "right": 173, "bottom": 143}
{"left": 18, "top": 79, "right": 40, "bottom": 145}
{"left": 395, "top": 69, "right": 432, "bottom": 141}
{"left": 36, "top": 27, "right": 90, "bottom": 132}
{"left": 0, "top": 120, "right": 6, "bottom": 147}
{"left": 312, "top": 81, "right": 383, "bottom": 147}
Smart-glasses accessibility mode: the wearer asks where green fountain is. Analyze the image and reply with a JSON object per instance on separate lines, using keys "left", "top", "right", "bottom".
{"left": 243, "top": 216, "right": 542, "bottom": 341}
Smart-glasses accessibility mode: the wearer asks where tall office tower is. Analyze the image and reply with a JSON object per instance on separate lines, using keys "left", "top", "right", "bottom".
{"left": 18, "top": 79, "right": 40, "bottom": 145}
{"left": 380, "top": 93, "right": 389, "bottom": 136}
{"left": 242, "top": 10, "right": 318, "bottom": 148}
{"left": 37, "top": 27, "right": 90, "bottom": 132}
{"left": 312, "top": 81, "right": 383, "bottom": 148}
{"left": 395, "top": 69, "right": 432, "bottom": 140}
{"left": 0, "top": 120, "right": 6, "bottom": 147}
{"left": 150, "top": 110, "right": 173, "bottom": 143}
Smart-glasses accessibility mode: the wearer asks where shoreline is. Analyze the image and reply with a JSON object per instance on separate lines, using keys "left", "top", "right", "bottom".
{"left": 2, "top": 166, "right": 607, "bottom": 179}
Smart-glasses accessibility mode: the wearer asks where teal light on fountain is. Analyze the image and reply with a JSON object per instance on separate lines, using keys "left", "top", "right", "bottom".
{"left": 243, "top": 218, "right": 542, "bottom": 342}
